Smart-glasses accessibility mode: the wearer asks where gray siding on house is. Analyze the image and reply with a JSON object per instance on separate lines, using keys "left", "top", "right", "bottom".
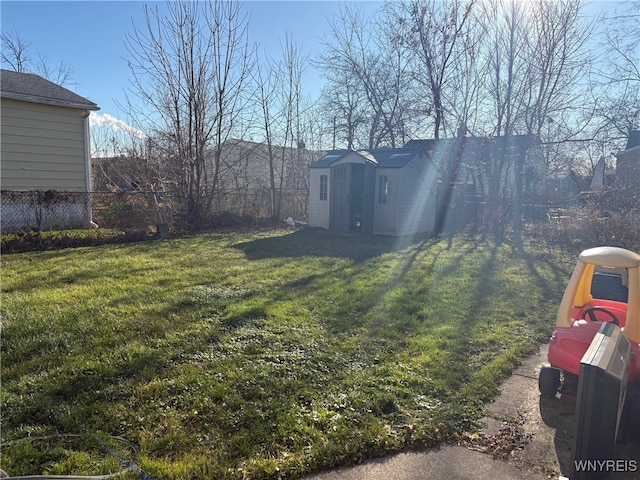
{"left": 215, "top": 139, "right": 320, "bottom": 195}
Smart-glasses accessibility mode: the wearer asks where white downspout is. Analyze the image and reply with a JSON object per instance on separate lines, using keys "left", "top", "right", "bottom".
{"left": 83, "top": 110, "right": 97, "bottom": 228}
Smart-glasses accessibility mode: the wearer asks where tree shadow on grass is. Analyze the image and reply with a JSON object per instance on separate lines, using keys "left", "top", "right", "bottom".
{"left": 521, "top": 249, "right": 572, "bottom": 303}
{"left": 232, "top": 228, "right": 434, "bottom": 262}
{"left": 430, "top": 235, "right": 490, "bottom": 280}
{"left": 275, "top": 235, "right": 444, "bottom": 327}
{"left": 440, "top": 243, "right": 501, "bottom": 389}
{"left": 257, "top": 235, "right": 492, "bottom": 341}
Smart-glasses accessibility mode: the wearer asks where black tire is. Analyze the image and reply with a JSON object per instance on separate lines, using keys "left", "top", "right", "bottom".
{"left": 560, "top": 371, "right": 578, "bottom": 395}
{"left": 539, "top": 365, "right": 561, "bottom": 397}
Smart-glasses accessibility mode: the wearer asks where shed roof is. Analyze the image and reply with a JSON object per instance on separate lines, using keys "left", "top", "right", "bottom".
{"left": 366, "top": 148, "right": 423, "bottom": 168}
{"left": 310, "top": 147, "right": 424, "bottom": 169}
{"left": 0, "top": 69, "right": 99, "bottom": 110}
{"left": 310, "top": 150, "right": 351, "bottom": 168}
{"left": 311, "top": 135, "right": 539, "bottom": 171}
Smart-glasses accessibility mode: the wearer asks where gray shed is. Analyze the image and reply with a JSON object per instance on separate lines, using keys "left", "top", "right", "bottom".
{"left": 309, "top": 147, "right": 438, "bottom": 236}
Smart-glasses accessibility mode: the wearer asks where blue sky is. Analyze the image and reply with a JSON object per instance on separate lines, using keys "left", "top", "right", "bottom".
{"left": 1, "top": 0, "right": 622, "bottom": 138}
{"left": 1, "top": 1, "right": 382, "bottom": 123}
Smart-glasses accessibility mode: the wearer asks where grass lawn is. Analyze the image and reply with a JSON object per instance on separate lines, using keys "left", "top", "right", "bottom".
{"left": 1, "top": 229, "right": 573, "bottom": 479}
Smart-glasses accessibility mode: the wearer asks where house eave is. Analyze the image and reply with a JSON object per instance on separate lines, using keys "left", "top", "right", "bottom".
{"left": 1, "top": 91, "right": 100, "bottom": 111}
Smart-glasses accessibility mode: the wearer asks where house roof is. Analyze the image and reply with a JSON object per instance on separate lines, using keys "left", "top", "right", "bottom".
{"left": 0, "top": 69, "right": 99, "bottom": 110}
{"left": 405, "top": 135, "right": 538, "bottom": 160}
{"left": 625, "top": 130, "right": 640, "bottom": 150}
{"left": 616, "top": 131, "right": 640, "bottom": 161}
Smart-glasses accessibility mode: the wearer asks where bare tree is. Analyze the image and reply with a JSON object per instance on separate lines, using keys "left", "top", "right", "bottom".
{"left": 34, "top": 53, "right": 76, "bottom": 87}
{"left": 386, "top": 0, "right": 477, "bottom": 139}
{"left": 589, "top": 1, "right": 640, "bottom": 141}
{"left": 253, "top": 34, "right": 307, "bottom": 219}
{"left": 254, "top": 61, "right": 279, "bottom": 218}
{"left": 466, "top": 0, "right": 592, "bottom": 245}
{"left": 123, "top": 0, "right": 254, "bottom": 229}
{"left": 319, "top": 76, "right": 368, "bottom": 149}
{"left": 1, "top": 29, "right": 75, "bottom": 86}
{"left": 477, "top": 0, "right": 531, "bottom": 137}
{"left": 522, "top": 0, "right": 593, "bottom": 138}
{"left": 1, "top": 29, "right": 31, "bottom": 72}
{"left": 316, "top": 5, "right": 413, "bottom": 149}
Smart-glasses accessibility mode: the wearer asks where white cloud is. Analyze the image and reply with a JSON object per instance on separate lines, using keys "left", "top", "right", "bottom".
{"left": 89, "top": 112, "right": 147, "bottom": 138}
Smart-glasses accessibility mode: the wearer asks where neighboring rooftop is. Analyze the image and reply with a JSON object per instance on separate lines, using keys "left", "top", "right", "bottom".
{"left": 0, "top": 69, "right": 99, "bottom": 110}
{"left": 405, "top": 134, "right": 539, "bottom": 155}
{"left": 625, "top": 130, "right": 640, "bottom": 150}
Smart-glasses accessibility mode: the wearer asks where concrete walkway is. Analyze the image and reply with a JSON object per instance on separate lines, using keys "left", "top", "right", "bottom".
{"left": 303, "top": 345, "right": 640, "bottom": 480}
{"left": 304, "top": 445, "right": 547, "bottom": 480}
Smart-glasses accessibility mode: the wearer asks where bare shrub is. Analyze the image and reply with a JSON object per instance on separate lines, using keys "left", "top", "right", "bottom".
{"left": 528, "top": 201, "right": 640, "bottom": 253}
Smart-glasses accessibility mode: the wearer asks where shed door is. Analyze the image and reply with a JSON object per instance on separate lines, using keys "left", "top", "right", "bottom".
{"left": 330, "top": 165, "right": 350, "bottom": 232}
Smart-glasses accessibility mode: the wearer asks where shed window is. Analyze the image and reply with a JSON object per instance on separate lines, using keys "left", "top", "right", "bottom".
{"left": 378, "top": 175, "right": 389, "bottom": 204}
{"left": 320, "top": 175, "right": 328, "bottom": 201}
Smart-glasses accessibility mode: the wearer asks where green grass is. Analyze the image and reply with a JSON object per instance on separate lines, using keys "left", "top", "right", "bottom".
{"left": 1, "top": 228, "right": 153, "bottom": 253}
{"left": 0, "top": 229, "right": 573, "bottom": 479}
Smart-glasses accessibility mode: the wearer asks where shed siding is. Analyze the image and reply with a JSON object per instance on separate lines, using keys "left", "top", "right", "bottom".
{"left": 372, "top": 169, "right": 401, "bottom": 236}
{"left": 373, "top": 157, "right": 438, "bottom": 237}
{"left": 308, "top": 168, "right": 330, "bottom": 228}
{"left": 1, "top": 98, "right": 89, "bottom": 191}
{"left": 396, "top": 163, "right": 434, "bottom": 235}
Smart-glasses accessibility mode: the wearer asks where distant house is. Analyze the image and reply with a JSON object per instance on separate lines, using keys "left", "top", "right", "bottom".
{"left": 547, "top": 170, "right": 581, "bottom": 202}
{"left": 1, "top": 69, "right": 99, "bottom": 231}
{"left": 616, "top": 130, "right": 640, "bottom": 187}
{"left": 216, "top": 138, "right": 317, "bottom": 194}
{"left": 308, "top": 135, "right": 543, "bottom": 236}
{"left": 91, "top": 155, "right": 150, "bottom": 193}
{"left": 214, "top": 138, "right": 319, "bottom": 218}
{"left": 405, "top": 135, "right": 544, "bottom": 201}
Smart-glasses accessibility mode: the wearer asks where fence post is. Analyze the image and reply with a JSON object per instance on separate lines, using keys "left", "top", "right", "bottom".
{"left": 152, "top": 189, "right": 170, "bottom": 238}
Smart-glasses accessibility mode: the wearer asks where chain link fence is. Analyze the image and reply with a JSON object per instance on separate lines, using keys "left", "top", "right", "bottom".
{"left": 1, "top": 190, "right": 93, "bottom": 233}
{"left": 5, "top": 189, "right": 594, "bottom": 244}
{"left": 1, "top": 189, "right": 309, "bottom": 235}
